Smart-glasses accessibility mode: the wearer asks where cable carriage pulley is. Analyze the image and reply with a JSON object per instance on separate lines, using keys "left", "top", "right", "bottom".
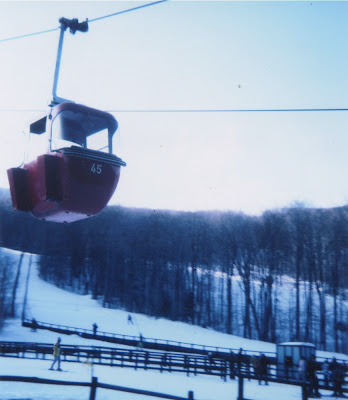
{"left": 7, "top": 17, "right": 126, "bottom": 223}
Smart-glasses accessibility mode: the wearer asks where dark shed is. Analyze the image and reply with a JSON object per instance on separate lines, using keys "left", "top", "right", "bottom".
{"left": 277, "top": 342, "right": 316, "bottom": 379}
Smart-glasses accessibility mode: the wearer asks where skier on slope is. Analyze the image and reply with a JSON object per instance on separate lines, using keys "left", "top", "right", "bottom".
{"left": 49, "top": 337, "right": 62, "bottom": 371}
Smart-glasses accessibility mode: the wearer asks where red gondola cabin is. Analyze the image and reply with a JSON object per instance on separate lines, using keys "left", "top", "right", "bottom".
{"left": 7, "top": 102, "right": 126, "bottom": 223}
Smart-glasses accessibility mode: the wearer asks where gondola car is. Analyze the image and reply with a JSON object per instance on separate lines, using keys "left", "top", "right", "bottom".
{"left": 7, "top": 102, "right": 126, "bottom": 223}
{"left": 7, "top": 17, "right": 126, "bottom": 223}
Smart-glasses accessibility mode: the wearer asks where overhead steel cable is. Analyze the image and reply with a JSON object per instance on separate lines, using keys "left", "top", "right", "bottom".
{"left": 0, "top": 0, "right": 168, "bottom": 44}
{"left": 0, "top": 27, "right": 59, "bottom": 44}
{"left": 88, "top": 0, "right": 168, "bottom": 23}
{"left": 105, "top": 108, "right": 348, "bottom": 113}
{"left": 0, "top": 108, "right": 346, "bottom": 113}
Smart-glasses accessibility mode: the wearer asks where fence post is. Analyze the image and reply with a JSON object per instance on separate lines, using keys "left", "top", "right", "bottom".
{"left": 188, "top": 390, "right": 194, "bottom": 400}
{"left": 89, "top": 376, "right": 98, "bottom": 400}
{"left": 185, "top": 355, "right": 190, "bottom": 377}
{"left": 301, "top": 383, "right": 308, "bottom": 400}
{"left": 237, "top": 375, "right": 244, "bottom": 400}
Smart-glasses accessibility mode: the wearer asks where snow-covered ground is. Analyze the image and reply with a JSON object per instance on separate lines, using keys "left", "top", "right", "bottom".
{"left": 0, "top": 250, "right": 346, "bottom": 400}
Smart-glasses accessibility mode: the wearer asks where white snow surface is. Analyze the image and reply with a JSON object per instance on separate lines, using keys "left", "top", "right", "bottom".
{"left": 0, "top": 250, "right": 346, "bottom": 400}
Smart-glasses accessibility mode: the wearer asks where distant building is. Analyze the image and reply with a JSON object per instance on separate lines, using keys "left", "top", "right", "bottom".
{"left": 276, "top": 342, "right": 316, "bottom": 379}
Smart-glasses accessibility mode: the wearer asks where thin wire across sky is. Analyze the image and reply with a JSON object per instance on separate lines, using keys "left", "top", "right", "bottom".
{"left": 0, "top": 108, "right": 347, "bottom": 113}
{"left": 0, "top": 0, "right": 168, "bottom": 44}
{"left": 0, "top": 0, "right": 346, "bottom": 113}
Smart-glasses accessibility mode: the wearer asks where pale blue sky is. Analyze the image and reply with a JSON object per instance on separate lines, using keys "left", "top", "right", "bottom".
{"left": 0, "top": 1, "right": 347, "bottom": 214}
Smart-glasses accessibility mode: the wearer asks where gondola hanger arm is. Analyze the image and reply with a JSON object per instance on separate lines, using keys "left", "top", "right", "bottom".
{"left": 51, "top": 17, "right": 89, "bottom": 106}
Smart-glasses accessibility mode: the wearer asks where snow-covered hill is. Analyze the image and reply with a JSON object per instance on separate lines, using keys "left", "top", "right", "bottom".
{"left": 0, "top": 249, "right": 346, "bottom": 400}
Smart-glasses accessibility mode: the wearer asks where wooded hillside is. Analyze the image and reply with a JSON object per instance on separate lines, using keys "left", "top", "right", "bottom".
{"left": 1, "top": 189, "right": 347, "bottom": 353}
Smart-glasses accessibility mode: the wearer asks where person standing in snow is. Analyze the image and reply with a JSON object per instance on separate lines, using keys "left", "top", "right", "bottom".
{"left": 92, "top": 323, "right": 98, "bottom": 336}
{"left": 251, "top": 354, "right": 260, "bottom": 381}
{"left": 298, "top": 356, "right": 307, "bottom": 382}
{"left": 137, "top": 333, "right": 144, "bottom": 349}
{"left": 49, "top": 337, "right": 62, "bottom": 371}
{"left": 31, "top": 318, "right": 38, "bottom": 332}
{"left": 307, "top": 354, "right": 320, "bottom": 398}
{"left": 258, "top": 353, "right": 269, "bottom": 385}
{"left": 236, "top": 348, "right": 243, "bottom": 373}
{"left": 329, "top": 357, "right": 344, "bottom": 397}
{"left": 207, "top": 351, "right": 215, "bottom": 366}
{"left": 229, "top": 351, "right": 236, "bottom": 379}
{"left": 321, "top": 359, "right": 330, "bottom": 387}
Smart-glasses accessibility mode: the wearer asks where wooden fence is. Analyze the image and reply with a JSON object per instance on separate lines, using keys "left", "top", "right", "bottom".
{"left": 0, "top": 341, "right": 230, "bottom": 380}
{"left": 0, "top": 375, "right": 194, "bottom": 400}
{"left": 1, "top": 341, "right": 347, "bottom": 400}
{"left": 1, "top": 341, "right": 346, "bottom": 392}
{"left": 22, "top": 318, "right": 347, "bottom": 368}
{"left": 22, "top": 318, "right": 274, "bottom": 359}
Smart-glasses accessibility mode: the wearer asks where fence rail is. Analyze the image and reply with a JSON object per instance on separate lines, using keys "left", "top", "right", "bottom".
{"left": 0, "top": 341, "right": 231, "bottom": 380}
{"left": 0, "top": 375, "right": 194, "bottom": 400}
{"left": 1, "top": 340, "right": 347, "bottom": 392}
{"left": 1, "top": 340, "right": 347, "bottom": 400}
{"left": 23, "top": 318, "right": 274, "bottom": 358}
{"left": 23, "top": 318, "right": 347, "bottom": 367}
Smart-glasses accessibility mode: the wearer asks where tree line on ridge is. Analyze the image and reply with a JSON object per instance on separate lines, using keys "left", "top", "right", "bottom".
{"left": 0, "top": 189, "right": 347, "bottom": 353}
